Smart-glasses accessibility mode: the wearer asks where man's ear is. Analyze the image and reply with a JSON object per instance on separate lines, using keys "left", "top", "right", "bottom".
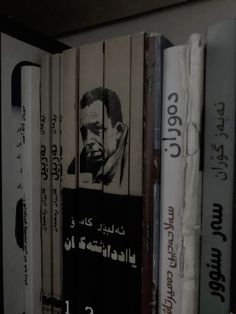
{"left": 114, "top": 121, "right": 124, "bottom": 140}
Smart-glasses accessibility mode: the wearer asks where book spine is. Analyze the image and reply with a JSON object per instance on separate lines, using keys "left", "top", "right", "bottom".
{"left": 152, "top": 35, "right": 172, "bottom": 314}
{"left": 159, "top": 35, "right": 203, "bottom": 314}
{"left": 77, "top": 41, "right": 104, "bottom": 314}
{"left": 100, "top": 34, "right": 141, "bottom": 314}
{"left": 130, "top": 32, "right": 144, "bottom": 312}
{"left": 104, "top": 35, "right": 131, "bottom": 195}
{"left": 8, "top": 69, "right": 25, "bottom": 314}
{"left": 180, "top": 34, "right": 204, "bottom": 314}
{"left": 41, "top": 55, "right": 53, "bottom": 314}
{"left": 142, "top": 34, "right": 155, "bottom": 314}
{"left": 78, "top": 41, "right": 104, "bottom": 190}
{"left": 142, "top": 33, "right": 170, "bottom": 314}
{"left": 51, "top": 54, "right": 63, "bottom": 314}
{"left": 129, "top": 33, "right": 144, "bottom": 197}
{"left": 21, "top": 65, "right": 42, "bottom": 314}
{"left": 61, "top": 48, "right": 79, "bottom": 189}
{"left": 199, "top": 20, "right": 236, "bottom": 314}
{"left": 61, "top": 47, "right": 79, "bottom": 314}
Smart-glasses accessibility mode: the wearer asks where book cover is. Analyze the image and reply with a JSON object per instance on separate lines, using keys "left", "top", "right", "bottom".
{"left": 158, "top": 34, "right": 204, "bottom": 314}
{"left": 21, "top": 65, "right": 42, "bottom": 314}
{"left": 199, "top": 19, "right": 236, "bottom": 314}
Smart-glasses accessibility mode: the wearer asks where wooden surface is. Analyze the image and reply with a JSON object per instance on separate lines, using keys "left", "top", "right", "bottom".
{"left": 0, "top": 0, "right": 186, "bottom": 37}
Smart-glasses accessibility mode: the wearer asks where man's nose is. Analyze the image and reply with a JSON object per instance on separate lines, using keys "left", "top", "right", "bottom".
{"left": 86, "top": 142, "right": 94, "bottom": 150}
{"left": 86, "top": 129, "right": 95, "bottom": 144}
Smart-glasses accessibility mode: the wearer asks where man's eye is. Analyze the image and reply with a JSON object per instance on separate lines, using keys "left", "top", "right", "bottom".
{"left": 93, "top": 128, "right": 103, "bottom": 136}
{"left": 80, "top": 126, "right": 87, "bottom": 140}
{"left": 89, "top": 123, "right": 103, "bottom": 136}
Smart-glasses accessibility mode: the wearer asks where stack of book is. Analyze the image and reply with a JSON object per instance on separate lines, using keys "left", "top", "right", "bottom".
{"left": 1, "top": 17, "right": 236, "bottom": 314}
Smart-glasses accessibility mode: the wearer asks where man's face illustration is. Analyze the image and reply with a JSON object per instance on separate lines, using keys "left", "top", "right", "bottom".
{"left": 80, "top": 100, "right": 122, "bottom": 162}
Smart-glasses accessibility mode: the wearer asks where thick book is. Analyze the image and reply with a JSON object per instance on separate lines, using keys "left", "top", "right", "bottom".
{"left": 0, "top": 23, "right": 67, "bottom": 313}
{"left": 199, "top": 19, "right": 236, "bottom": 314}
{"left": 41, "top": 54, "right": 53, "bottom": 314}
{"left": 158, "top": 34, "right": 204, "bottom": 314}
{"left": 21, "top": 65, "right": 42, "bottom": 314}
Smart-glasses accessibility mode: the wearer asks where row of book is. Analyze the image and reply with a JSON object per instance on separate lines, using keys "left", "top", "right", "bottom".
{"left": 1, "top": 18, "right": 236, "bottom": 314}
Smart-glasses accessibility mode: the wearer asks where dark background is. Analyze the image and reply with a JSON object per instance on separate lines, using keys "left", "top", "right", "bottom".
{"left": 0, "top": 0, "right": 187, "bottom": 37}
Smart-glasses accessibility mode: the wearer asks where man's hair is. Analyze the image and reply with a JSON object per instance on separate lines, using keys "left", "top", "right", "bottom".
{"left": 80, "top": 87, "right": 123, "bottom": 127}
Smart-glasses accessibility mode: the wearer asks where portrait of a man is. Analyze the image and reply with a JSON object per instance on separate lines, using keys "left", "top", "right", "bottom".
{"left": 79, "top": 87, "right": 128, "bottom": 186}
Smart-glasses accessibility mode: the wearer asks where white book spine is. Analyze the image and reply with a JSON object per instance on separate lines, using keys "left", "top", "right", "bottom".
{"left": 41, "top": 55, "right": 53, "bottom": 314}
{"left": 21, "top": 65, "right": 42, "bottom": 314}
{"left": 158, "top": 35, "right": 204, "bottom": 314}
{"left": 51, "top": 54, "right": 63, "bottom": 314}
{"left": 199, "top": 20, "right": 236, "bottom": 314}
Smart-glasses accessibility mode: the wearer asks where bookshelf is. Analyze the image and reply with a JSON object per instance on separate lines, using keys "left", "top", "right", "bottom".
{"left": 59, "top": 0, "right": 236, "bottom": 46}
{"left": 2, "top": 1, "right": 236, "bottom": 44}
{"left": 1, "top": 1, "right": 236, "bottom": 313}
{"left": 0, "top": 0, "right": 186, "bottom": 36}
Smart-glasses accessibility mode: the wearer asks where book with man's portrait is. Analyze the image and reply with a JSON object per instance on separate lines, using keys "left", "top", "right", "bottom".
{"left": 63, "top": 34, "right": 144, "bottom": 314}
